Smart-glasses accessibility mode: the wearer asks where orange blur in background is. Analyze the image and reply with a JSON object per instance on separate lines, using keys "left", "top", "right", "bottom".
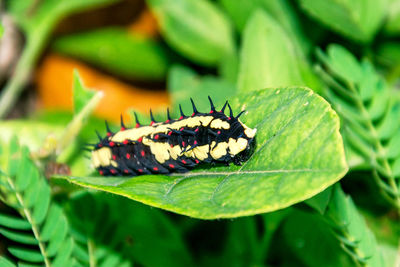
{"left": 35, "top": 5, "right": 168, "bottom": 123}
{"left": 36, "top": 54, "right": 169, "bottom": 123}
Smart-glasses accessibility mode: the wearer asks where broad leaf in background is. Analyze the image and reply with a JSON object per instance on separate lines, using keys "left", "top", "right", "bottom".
{"left": 0, "top": 0, "right": 119, "bottom": 118}
{"left": 316, "top": 44, "right": 400, "bottom": 210}
{"left": 55, "top": 87, "right": 347, "bottom": 219}
{"left": 218, "top": 0, "right": 310, "bottom": 53}
{"left": 298, "top": 0, "right": 386, "bottom": 43}
{"left": 0, "top": 140, "right": 74, "bottom": 266}
{"left": 53, "top": 28, "right": 169, "bottom": 81}
{"left": 168, "top": 65, "right": 236, "bottom": 115}
{"left": 147, "top": 0, "right": 234, "bottom": 66}
{"left": 384, "top": 0, "right": 400, "bottom": 35}
{"left": 323, "top": 185, "right": 384, "bottom": 266}
{"left": 237, "top": 10, "right": 304, "bottom": 93}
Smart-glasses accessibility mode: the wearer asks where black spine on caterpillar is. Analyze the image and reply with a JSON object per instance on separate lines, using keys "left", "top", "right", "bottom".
{"left": 91, "top": 97, "right": 257, "bottom": 176}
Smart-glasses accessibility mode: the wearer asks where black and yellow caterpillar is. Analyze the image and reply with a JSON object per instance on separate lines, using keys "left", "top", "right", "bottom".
{"left": 91, "top": 97, "right": 256, "bottom": 176}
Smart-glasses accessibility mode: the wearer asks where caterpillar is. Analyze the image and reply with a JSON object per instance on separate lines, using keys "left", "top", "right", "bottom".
{"left": 91, "top": 97, "right": 257, "bottom": 176}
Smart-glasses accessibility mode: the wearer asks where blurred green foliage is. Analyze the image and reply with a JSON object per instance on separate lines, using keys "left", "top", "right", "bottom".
{"left": 53, "top": 28, "right": 170, "bottom": 81}
{"left": 1, "top": 0, "right": 400, "bottom": 266}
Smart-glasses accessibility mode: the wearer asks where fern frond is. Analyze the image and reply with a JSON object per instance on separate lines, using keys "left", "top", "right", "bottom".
{"left": 66, "top": 192, "right": 133, "bottom": 267}
{"left": 0, "top": 138, "right": 75, "bottom": 266}
{"left": 323, "top": 185, "right": 384, "bottom": 267}
{"left": 316, "top": 45, "right": 400, "bottom": 211}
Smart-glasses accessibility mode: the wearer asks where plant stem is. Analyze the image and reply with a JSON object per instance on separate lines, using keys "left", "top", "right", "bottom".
{"left": 0, "top": 16, "right": 53, "bottom": 118}
{"left": 6, "top": 176, "right": 51, "bottom": 267}
{"left": 88, "top": 239, "right": 96, "bottom": 267}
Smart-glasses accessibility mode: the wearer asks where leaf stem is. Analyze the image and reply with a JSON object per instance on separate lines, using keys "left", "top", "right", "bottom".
{"left": 0, "top": 15, "right": 53, "bottom": 118}
{"left": 88, "top": 239, "right": 96, "bottom": 267}
{"left": 6, "top": 176, "right": 51, "bottom": 267}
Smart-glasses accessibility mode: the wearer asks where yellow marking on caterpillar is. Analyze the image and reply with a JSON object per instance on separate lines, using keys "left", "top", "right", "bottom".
{"left": 111, "top": 126, "right": 155, "bottom": 143}
{"left": 193, "top": 145, "right": 209, "bottom": 160}
{"left": 110, "top": 160, "right": 118, "bottom": 168}
{"left": 228, "top": 138, "right": 248, "bottom": 155}
{"left": 92, "top": 147, "right": 112, "bottom": 167}
{"left": 210, "top": 119, "right": 230, "bottom": 129}
{"left": 170, "top": 145, "right": 182, "bottom": 160}
{"left": 210, "top": 141, "right": 228, "bottom": 159}
{"left": 150, "top": 142, "right": 171, "bottom": 163}
{"left": 239, "top": 119, "right": 257, "bottom": 138}
{"left": 244, "top": 127, "right": 257, "bottom": 138}
{"left": 111, "top": 116, "right": 215, "bottom": 142}
{"left": 183, "top": 147, "right": 195, "bottom": 159}
{"left": 92, "top": 151, "right": 101, "bottom": 167}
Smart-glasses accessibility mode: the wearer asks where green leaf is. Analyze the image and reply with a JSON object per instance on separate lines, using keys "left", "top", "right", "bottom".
{"left": 377, "top": 101, "right": 400, "bottom": 140}
{"left": 8, "top": 247, "right": 44, "bottom": 263}
{"left": 324, "top": 45, "right": 363, "bottom": 84}
{"left": 23, "top": 172, "right": 41, "bottom": 209}
{"left": 99, "top": 253, "right": 121, "bottom": 267}
{"left": 7, "top": 137, "right": 21, "bottom": 178}
{"left": 384, "top": 0, "right": 400, "bottom": 35}
{"left": 0, "top": 256, "right": 16, "bottom": 267}
{"left": 72, "top": 70, "right": 96, "bottom": 114}
{"left": 237, "top": 10, "right": 305, "bottom": 93}
{"left": 52, "top": 237, "right": 74, "bottom": 267}
{"left": 15, "top": 147, "right": 34, "bottom": 192}
{"left": 40, "top": 204, "right": 63, "bottom": 241}
{"left": 53, "top": 28, "right": 169, "bottom": 81}
{"left": 0, "top": 214, "right": 31, "bottom": 230}
{"left": 392, "top": 158, "right": 400, "bottom": 178}
{"left": 218, "top": 50, "right": 240, "bottom": 84}
{"left": 304, "top": 187, "right": 332, "bottom": 214}
{"left": 18, "top": 263, "right": 45, "bottom": 267}
{"left": 57, "top": 71, "right": 103, "bottom": 158}
{"left": 283, "top": 209, "right": 354, "bottom": 267}
{"left": 218, "top": 0, "right": 257, "bottom": 33}
{"left": 377, "top": 42, "right": 400, "bottom": 68}
{"left": 317, "top": 44, "right": 400, "bottom": 209}
{"left": 0, "top": 227, "right": 38, "bottom": 245}
{"left": 147, "top": 0, "right": 234, "bottom": 66}
{"left": 219, "top": 0, "right": 310, "bottom": 53}
{"left": 0, "top": 141, "right": 75, "bottom": 266}
{"left": 55, "top": 87, "right": 347, "bottom": 219}
{"left": 32, "top": 179, "right": 51, "bottom": 225}
{"left": 324, "top": 185, "right": 384, "bottom": 266}
{"left": 46, "top": 217, "right": 68, "bottom": 257}
{"left": 298, "top": 0, "right": 386, "bottom": 43}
